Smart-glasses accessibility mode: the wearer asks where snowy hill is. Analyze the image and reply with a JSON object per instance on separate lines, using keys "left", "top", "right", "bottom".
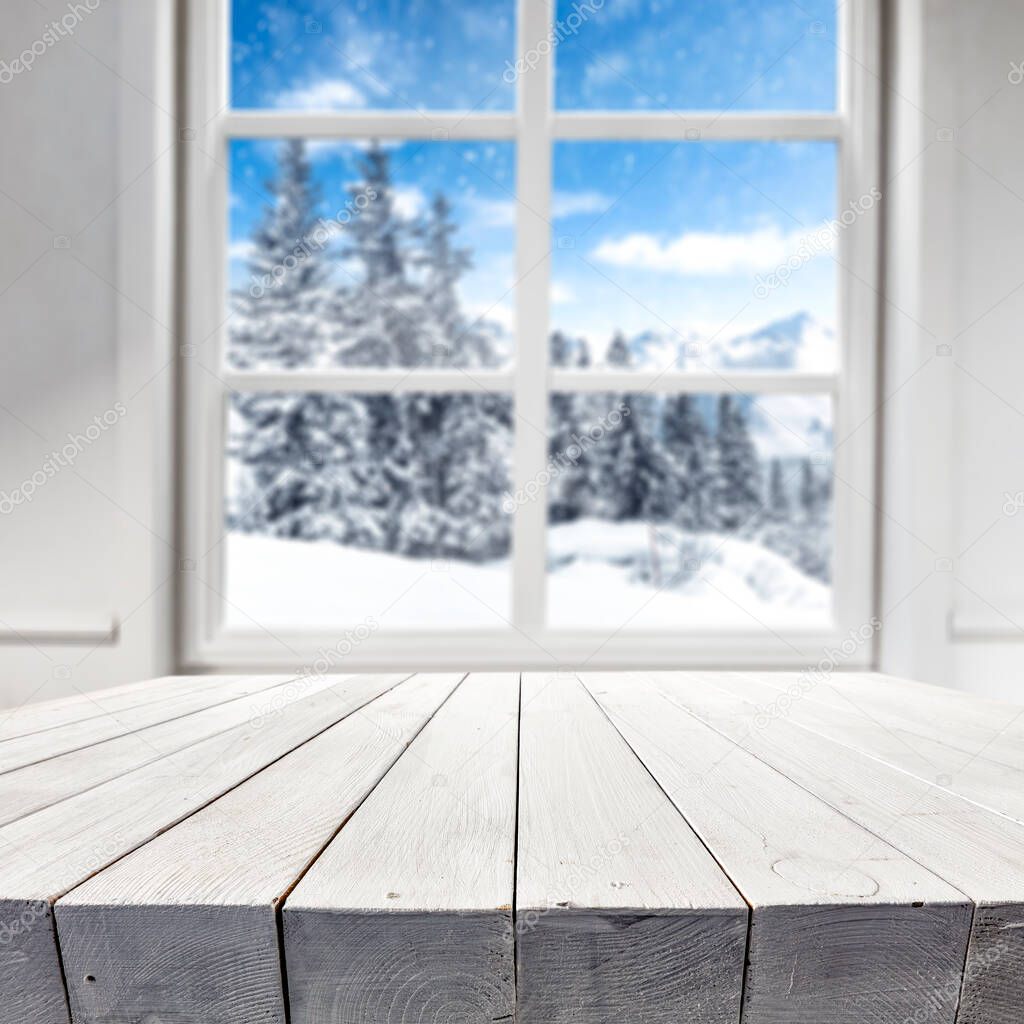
{"left": 547, "top": 519, "right": 829, "bottom": 627}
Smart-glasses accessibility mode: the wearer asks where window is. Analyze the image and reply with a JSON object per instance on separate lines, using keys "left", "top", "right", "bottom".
{"left": 182, "top": 0, "right": 880, "bottom": 669}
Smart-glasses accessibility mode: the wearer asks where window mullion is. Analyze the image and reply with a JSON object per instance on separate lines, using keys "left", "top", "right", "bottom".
{"left": 511, "top": 0, "right": 555, "bottom": 634}
{"left": 221, "top": 369, "right": 516, "bottom": 394}
{"left": 222, "top": 111, "right": 518, "bottom": 140}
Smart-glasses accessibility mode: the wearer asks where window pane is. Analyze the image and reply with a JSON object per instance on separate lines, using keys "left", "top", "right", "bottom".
{"left": 227, "top": 139, "right": 515, "bottom": 370}
{"left": 546, "top": 392, "right": 833, "bottom": 629}
{"left": 553, "top": 0, "right": 837, "bottom": 111}
{"left": 231, "top": 0, "right": 515, "bottom": 110}
{"left": 225, "top": 391, "right": 513, "bottom": 629}
{"left": 550, "top": 141, "right": 843, "bottom": 373}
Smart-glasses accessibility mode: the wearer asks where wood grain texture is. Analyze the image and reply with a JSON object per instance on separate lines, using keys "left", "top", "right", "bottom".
{"left": 516, "top": 673, "right": 747, "bottom": 1024}
{"left": 56, "top": 673, "right": 463, "bottom": 1024}
{"left": 284, "top": 673, "right": 520, "bottom": 1024}
{"left": 0, "top": 673, "right": 298, "bottom": 775}
{"left": 0, "top": 674, "right": 237, "bottom": 743}
{"left": 0, "top": 673, "right": 406, "bottom": 1024}
{"left": 580, "top": 672, "right": 973, "bottom": 1024}
{"left": 648, "top": 672, "right": 1024, "bottom": 1024}
{"left": 714, "top": 670, "right": 1024, "bottom": 825}
{"left": 955, "top": 903, "right": 1024, "bottom": 1024}
{"left": 0, "top": 675, "right": 325, "bottom": 827}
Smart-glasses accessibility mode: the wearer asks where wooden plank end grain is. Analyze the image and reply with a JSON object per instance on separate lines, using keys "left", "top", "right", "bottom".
{"left": 582, "top": 672, "right": 974, "bottom": 1024}
{"left": 516, "top": 673, "right": 748, "bottom": 1024}
{"left": 0, "top": 674, "right": 409, "bottom": 1024}
{"left": 55, "top": 673, "right": 463, "bottom": 1024}
{"left": 284, "top": 673, "right": 520, "bottom": 1024}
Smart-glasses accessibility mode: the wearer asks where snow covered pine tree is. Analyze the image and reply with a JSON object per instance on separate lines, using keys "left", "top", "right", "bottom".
{"left": 229, "top": 140, "right": 511, "bottom": 561}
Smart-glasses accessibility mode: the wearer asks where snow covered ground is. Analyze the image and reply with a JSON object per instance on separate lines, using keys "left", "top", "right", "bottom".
{"left": 225, "top": 519, "right": 830, "bottom": 631}
{"left": 547, "top": 519, "right": 829, "bottom": 629}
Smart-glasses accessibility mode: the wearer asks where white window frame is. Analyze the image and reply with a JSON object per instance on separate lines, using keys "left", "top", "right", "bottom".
{"left": 181, "top": 0, "right": 881, "bottom": 671}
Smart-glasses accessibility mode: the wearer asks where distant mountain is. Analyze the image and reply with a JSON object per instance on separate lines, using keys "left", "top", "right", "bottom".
{"left": 626, "top": 327, "right": 703, "bottom": 370}
{"left": 566, "top": 312, "right": 836, "bottom": 373}
{"left": 708, "top": 312, "right": 835, "bottom": 372}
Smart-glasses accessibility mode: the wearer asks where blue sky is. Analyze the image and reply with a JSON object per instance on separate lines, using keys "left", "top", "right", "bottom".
{"left": 231, "top": 0, "right": 836, "bottom": 111}
{"left": 229, "top": 2, "right": 839, "bottom": 355}
{"left": 228, "top": 138, "right": 519, "bottom": 337}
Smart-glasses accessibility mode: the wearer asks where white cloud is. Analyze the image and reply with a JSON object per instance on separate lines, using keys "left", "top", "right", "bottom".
{"left": 458, "top": 7, "right": 513, "bottom": 44}
{"left": 591, "top": 224, "right": 835, "bottom": 276}
{"left": 583, "top": 52, "right": 630, "bottom": 90}
{"left": 466, "top": 300, "right": 515, "bottom": 336}
{"left": 305, "top": 139, "right": 351, "bottom": 162}
{"left": 229, "top": 240, "right": 255, "bottom": 263}
{"left": 466, "top": 196, "right": 517, "bottom": 229}
{"left": 277, "top": 78, "right": 366, "bottom": 110}
{"left": 601, "top": 0, "right": 645, "bottom": 20}
{"left": 392, "top": 186, "right": 427, "bottom": 220}
{"left": 551, "top": 281, "right": 575, "bottom": 304}
{"left": 552, "top": 190, "right": 610, "bottom": 219}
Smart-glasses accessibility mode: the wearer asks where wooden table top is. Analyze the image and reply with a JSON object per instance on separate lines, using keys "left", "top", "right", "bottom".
{"left": 0, "top": 670, "right": 1021, "bottom": 1024}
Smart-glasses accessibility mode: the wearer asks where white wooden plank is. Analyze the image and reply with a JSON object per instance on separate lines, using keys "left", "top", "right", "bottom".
{"left": 284, "top": 673, "right": 520, "bottom": 1024}
{"left": 0, "top": 674, "right": 333, "bottom": 828}
{"left": 705, "top": 671, "right": 1024, "bottom": 827}
{"left": 783, "top": 670, "right": 1024, "bottom": 768}
{"left": 0, "top": 673, "right": 299, "bottom": 774}
{"left": 580, "top": 672, "right": 973, "bottom": 1024}
{"left": 0, "top": 674, "right": 250, "bottom": 743}
{"left": 742, "top": 670, "right": 1024, "bottom": 759}
{"left": 56, "top": 673, "right": 464, "bottom": 1024}
{"left": 838, "top": 671, "right": 1024, "bottom": 713}
{"left": 644, "top": 672, "right": 1024, "bottom": 1024}
{"left": 516, "top": 673, "right": 747, "bottom": 1024}
{"left": 0, "top": 672, "right": 407, "bottom": 1024}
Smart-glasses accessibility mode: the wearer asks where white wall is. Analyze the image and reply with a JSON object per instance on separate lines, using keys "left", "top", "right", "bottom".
{"left": 879, "top": 0, "right": 1024, "bottom": 702}
{"left": 1, "top": 0, "right": 1022, "bottom": 706}
{"left": 0, "top": 0, "right": 175, "bottom": 709}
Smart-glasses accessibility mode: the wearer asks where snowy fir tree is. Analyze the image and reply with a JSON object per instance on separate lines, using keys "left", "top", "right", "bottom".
{"left": 227, "top": 391, "right": 371, "bottom": 542}
{"left": 230, "top": 139, "right": 330, "bottom": 370}
{"left": 711, "top": 395, "right": 764, "bottom": 531}
{"left": 331, "top": 142, "right": 423, "bottom": 368}
{"left": 605, "top": 331, "right": 631, "bottom": 367}
{"left": 661, "top": 394, "right": 711, "bottom": 530}
{"left": 415, "top": 193, "right": 497, "bottom": 369}
{"left": 767, "top": 458, "right": 791, "bottom": 521}
{"left": 548, "top": 336, "right": 580, "bottom": 524}
{"left": 550, "top": 329, "right": 572, "bottom": 369}
{"left": 228, "top": 140, "right": 511, "bottom": 558}
{"left": 799, "top": 457, "right": 825, "bottom": 519}
{"left": 227, "top": 140, "right": 370, "bottom": 540}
